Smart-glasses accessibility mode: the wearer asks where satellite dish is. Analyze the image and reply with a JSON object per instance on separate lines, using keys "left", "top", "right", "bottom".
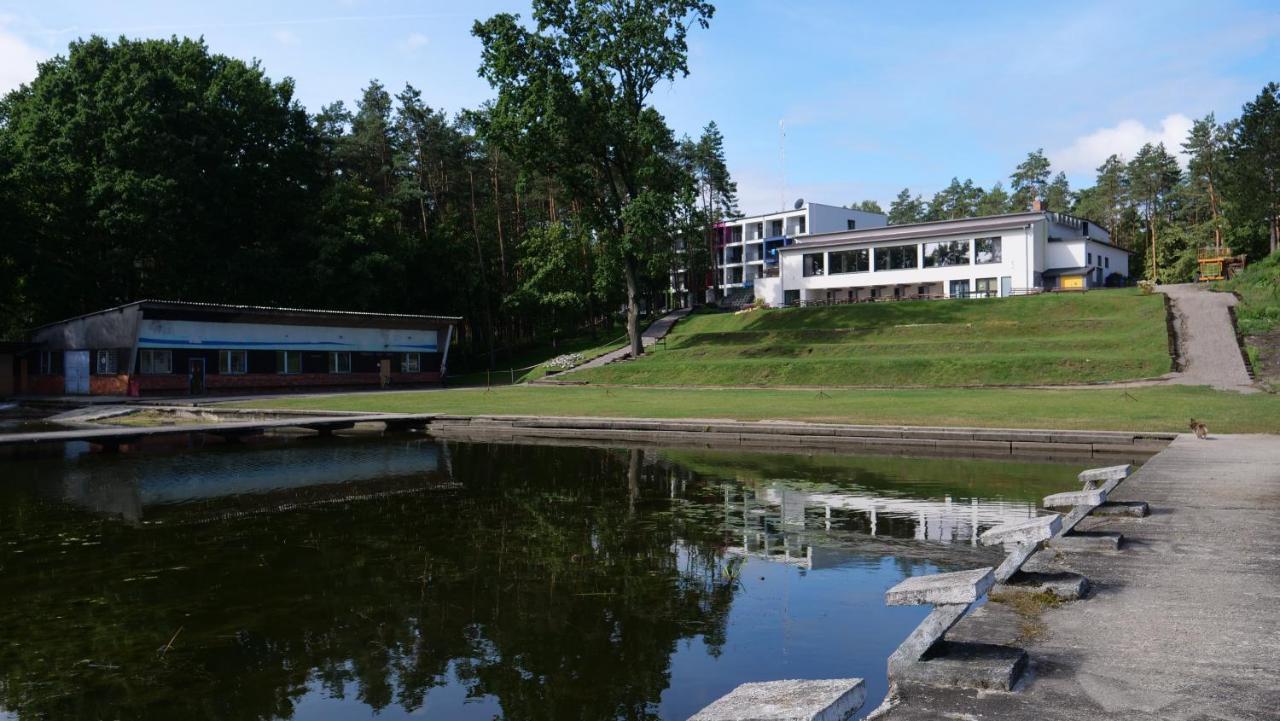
{"left": 793, "top": 198, "right": 804, "bottom": 210}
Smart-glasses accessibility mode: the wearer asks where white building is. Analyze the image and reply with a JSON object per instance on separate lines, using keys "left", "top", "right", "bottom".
{"left": 670, "top": 201, "right": 888, "bottom": 306}
{"left": 753, "top": 209, "right": 1131, "bottom": 306}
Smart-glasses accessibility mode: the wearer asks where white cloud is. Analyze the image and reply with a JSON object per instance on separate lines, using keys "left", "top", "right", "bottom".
{"left": 1052, "top": 114, "right": 1194, "bottom": 173}
{"left": 404, "top": 32, "right": 429, "bottom": 50}
{"left": 272, "top": 29, "right": 300, "bottom": 46}
{"left": 0, "top": 22, "right": 46, "bottom": 95}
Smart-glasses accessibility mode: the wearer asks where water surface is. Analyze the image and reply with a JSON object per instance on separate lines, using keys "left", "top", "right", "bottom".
{"left": 0, "top": 436, "right": 1085, "bottom": 720}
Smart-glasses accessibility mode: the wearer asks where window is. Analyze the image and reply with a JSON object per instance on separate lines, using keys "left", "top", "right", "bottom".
{"left": 975, "top": 277, "right": 998, "bottom": 297}
{"left": 918, "top": 285, "right": 932, "bottom": 298}
{"left": 38, "top": 351, "right": 55, "bottom": 375}
{"left": 783, "top": 290, "right": 800, "bottom": 306}
{"left": 874, "top": 244, "right": 918, "bottom": 271}
{"left": 731, "top": 226, "right": 743, "bottom": 243}
{"left": 140, "top": 350, "right": 173, "bottom": 375}
{"left": 96, "top": 349, "right": 118, "bottom": 375}
{"left": 923, "top": 240, "right": 970, "bottom": 267}
{"left": 219, "top": 350, "right": 248, "bottom": 374}
{"left": 1088, "top": 252, "right": 1093, "bottom": 265}
{"left": 796, "top": 216, "right": 806, "bottom": 234}
{"left": 402, "top": 352, "right": 421, "bottom": 373}
{"left": 870, "top": 288, "right": 882, "bottom": 299}
{"left": 828, "top": 248, "right": 869, "bottom": 274}
{"left": 769, "top": 219, "right": 783, "bottom": 236}
{"left": 1105, "top": 256, "right": 1110, "bottom": 268}
{"left": 276, "top": 350, "right": 301, "bottom": 374}
{"left": 847, "top": 219, "right": 857, "bottom": 230}
{"left": 975, "top": 237, "right": 1002, "bottom": 264}
{"left": 949, "top": 279, "right": 971, "bottom": 298}
{"left": 802, "top": 252, "right": 825, "bottom": 277}
{"left": 753, "top": 223, "right": 764, "bottom": 239}
{"left": 329, "top": 351, "right": 352, "bottom": 374}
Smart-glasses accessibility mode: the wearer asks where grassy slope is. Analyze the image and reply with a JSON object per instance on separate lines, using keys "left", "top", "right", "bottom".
{"left": 573, "top": 290, "right": 1170, "bottom": 387}
{"left": 1221, "top": 253, "right": 1280, "bottom": 382}
{"left": 448, "top": 331, "right": 627, "bottom": 386}
{"left": 226, "top": 384, "right": 1280, "bottom": 433}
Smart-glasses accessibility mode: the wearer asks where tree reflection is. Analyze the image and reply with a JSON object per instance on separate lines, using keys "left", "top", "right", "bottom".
{"left": 0, "top": 443, "right": 738, "bottom": 721}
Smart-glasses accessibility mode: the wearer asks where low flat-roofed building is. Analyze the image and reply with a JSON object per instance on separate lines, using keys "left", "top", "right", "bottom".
{"left": 754, "top": 208, "right": 1131, "bottom": 306}
{"left": 23, "top": 300, "right": 460, "bottom": 396}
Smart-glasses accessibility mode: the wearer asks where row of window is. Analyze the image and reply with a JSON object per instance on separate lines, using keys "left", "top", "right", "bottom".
{"left": 803, "top": 237, "right": 1002, "bottom": 277}
{"left": 1086, "top": 251, "right": 1112, "bottom": 269}
{"left": 41, "top": 350, "right": 424, "bottom": 376}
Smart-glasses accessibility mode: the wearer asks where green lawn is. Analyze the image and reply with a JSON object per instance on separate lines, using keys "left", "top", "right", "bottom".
{"left": 225, "top": 384, "right": 1280, "bottom": 433}
{"left": 1220, "top": 253, "right": 1280, "bottom": 383}
{"left": 448, "top": 330, "right": 627, "bottom": 386}
{"left": 572, "top": 289, "right": 1171, "bottom": 387}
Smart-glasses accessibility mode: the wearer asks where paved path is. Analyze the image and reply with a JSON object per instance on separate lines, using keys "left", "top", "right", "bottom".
{"left": 878, "top": 433, "right": 1280, "bottom": 720}
{"left": 1161, "top": 283, "right": 1255, "bottom": 392}
{"left": 553, "top": 308, "right": 691, "bottom": 375}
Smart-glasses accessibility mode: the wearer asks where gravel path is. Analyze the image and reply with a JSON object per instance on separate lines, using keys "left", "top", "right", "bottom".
{"left": 1160, "top": 283, "right": 1255, "bottom": 392}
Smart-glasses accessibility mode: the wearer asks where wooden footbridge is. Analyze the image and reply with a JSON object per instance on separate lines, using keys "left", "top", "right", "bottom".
{"left": 0, "top": 413, "right": 439, "bottom": 451}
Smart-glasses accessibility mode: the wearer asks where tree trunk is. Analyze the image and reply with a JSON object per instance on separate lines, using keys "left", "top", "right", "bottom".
{"left": 624, "top": 254, "right": 643, "bottom": 357}
{"left": 468, "top": 169, "right": 497, "bottom": 369}
{"left": 1149, "top": 212, "right": 1159, "bottom": 282}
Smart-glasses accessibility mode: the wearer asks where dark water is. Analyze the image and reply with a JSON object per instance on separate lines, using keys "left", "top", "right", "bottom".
{"left": 0, "top": 436, "right": 1087, "bottom": 721}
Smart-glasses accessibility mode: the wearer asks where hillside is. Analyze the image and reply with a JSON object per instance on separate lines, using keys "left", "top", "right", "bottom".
{"left": 573, "top": 290, "right": 1171, "bottom": 387}
{"left": 1222, "top": 253, "right": 1280, "bottom": 383}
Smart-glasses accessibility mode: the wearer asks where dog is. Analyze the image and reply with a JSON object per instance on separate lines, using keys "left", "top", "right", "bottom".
{"left": 1189, "top": 418, "right": 1208, "bottom": 439}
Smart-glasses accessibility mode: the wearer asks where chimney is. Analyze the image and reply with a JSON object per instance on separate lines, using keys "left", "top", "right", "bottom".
{"left": 1031, "top": 199, "right": 1044, "bottom": 212}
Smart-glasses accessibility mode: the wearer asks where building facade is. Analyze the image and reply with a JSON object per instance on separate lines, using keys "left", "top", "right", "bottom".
{"left": 21, "top": 300, "right": 459, "bottom": 396}
{"left": 754, "top": 210, "right": 1130, "bottom": 306}
{"left": 669, "top": 201, "right": 887, "bottom": 306}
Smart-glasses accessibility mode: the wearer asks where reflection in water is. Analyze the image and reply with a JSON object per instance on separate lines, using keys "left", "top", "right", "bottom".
{"left": 0, "top": 438, "right": 1084, "bottom": 721}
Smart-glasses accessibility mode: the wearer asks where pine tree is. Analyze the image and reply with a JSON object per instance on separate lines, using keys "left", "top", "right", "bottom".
{"left": 1010, "top": 149, "right": 1052, "bottom": 210}
{"left": 1044, "top": 172, "right": 1071, "bottom": 211}
{"left": 977, "top": 182, "right": 1011, "bottom": 216}
{"left": 1182, "top": 113, "right": 1228, "bottom": 252}
{"left": 1227, "top": 82, "right": 1280, "bottom": 256}
{"left": 888, "top": 188, "right": 924, "bottom": 225}
{"left": 1128, "top": 143, "right": 1182, "bottom": 281}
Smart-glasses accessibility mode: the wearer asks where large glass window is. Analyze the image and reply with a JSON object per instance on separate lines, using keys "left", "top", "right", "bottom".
{"left": 402, "top": 353, "right": 421, "bottom": 373}
{"left": 802, "top": 252, "right": 825, "bottom": 277}
{"left": 975, "top": 237, "right": 1002, "bottom": 264}
{"left": 95, "top": 349, "right": 117, "bottom": 375}
{"left": 949, "top": 279, "right": 971, "bottom": 298}
{"left": 924, "top": 240, "right": 970, "bottom": 267}
{"left": 219, "top": 350, "right": 247, "bottom": 374}
{"left": 769, "top": 219, "right": 783, "bottom": 236}
{"left": 140, "top": 349, "right": 173, "bottom": 374}
{"left": 828, "top": 248, "right": 869, "bottom": 274}
{"left": 275, "top": 350, "right": 301, "bottom": 375}
{"left": 874, "top": 244, "right": 918, "bottom": 271}
{"left": 329, "top": 351, "right": 352, "bottom": 373}
{"left": 975, "top": 277, "right": 998, "bottom": 297}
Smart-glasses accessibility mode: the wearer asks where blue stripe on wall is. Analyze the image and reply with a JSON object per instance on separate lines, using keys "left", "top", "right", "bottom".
{"left": 137, "top": 337, "right": 437, "bottom": 351}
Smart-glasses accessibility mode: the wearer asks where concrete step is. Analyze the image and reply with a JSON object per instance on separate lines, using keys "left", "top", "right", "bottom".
{"left": 1043, "top": 489, "right": 1106, "bottom": 508}
{"left": 1046, "top": 531, "right": 1124, "bottom": 552}
{"left": 994, "top": 571, "right": 1090, "bottom": 601}
{"left": 1092, "top": 500, "right": 1151, "bottom": 517}
{"left": 885, "top": 567, "right": 994, "bottom": 607}
{"left": 689, "top": 678, "right": 866, "bottom": 721}
{"left": 979, "top": 514, "right": 1061, "bottom": 547}
{"left": 896, "top": 641, "right": 1028, "bottom": 691}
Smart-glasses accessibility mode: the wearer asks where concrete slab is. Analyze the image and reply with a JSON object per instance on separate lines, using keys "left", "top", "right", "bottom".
{"left": 1042, "top": 489, "right": 1106, "bottom": 508}
{"left": 688, "top": 678, "right": 866, "bottom": 721}
{"left": 994, "top": 571, "right": 1090, "bottom": 601}
{"left": 1091, "top": 501, "right": 1150, "bottom": 517}
{"left": 1045, "top": 532, "right": 1123, "bottom": 552}
{"left": 895, "top": 642, "right": 1029, "bottom": 691}
{"left": 980, "top": 514, "right": 1062, "bottom": 546}
{"left": 885, "top": 568, "right": 994, "bottom": 607}
{"left": 1078, "top": 464, "right": 1133, "bottom": 489}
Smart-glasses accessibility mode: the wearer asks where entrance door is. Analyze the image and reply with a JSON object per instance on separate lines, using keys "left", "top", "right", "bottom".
{"left": 379, "top": 359, "right": 392, "bottom": 388}
{"left": 1000, "top": 276, "right": 1012, "bottom": 298}
{"left": 64, "top": 351, "right": 90, "bottom": 394}
{"left": 949, "top": 280, "right": 971, "bottom": 298}
{"left": 188, "top": 358, "right": 206, "bottom": 395}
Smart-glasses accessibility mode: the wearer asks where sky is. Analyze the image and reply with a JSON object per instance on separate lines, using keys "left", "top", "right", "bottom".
{"left": 2, "top": 0, "right": 1278, "bottom": 213}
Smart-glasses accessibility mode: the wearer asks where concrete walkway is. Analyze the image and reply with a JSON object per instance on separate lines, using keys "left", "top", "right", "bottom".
{"left": 553, "top": 308, "right": 690, "bottom": 375}
{"left": 878, "top": 433, "right": 1280, "bottom": 720}
{"left": 1161, "top": 283, "right": 1255, "bottom": 392}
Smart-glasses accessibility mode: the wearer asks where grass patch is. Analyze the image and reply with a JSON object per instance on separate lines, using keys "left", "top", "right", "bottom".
{"left": 573, "top": 290, "right": 1170, "bottom": 387}
{"left": 448, "top": 331, "right": 627, "bottom": 386}
{"left": 988, "top": 589, "right": 1064, "bottom": 643}
{"left": 222, "top": 384, "right": 1280, "bottom": 433}
{"left": 1220, "top": 253, "right": 1280, "bottom": 384}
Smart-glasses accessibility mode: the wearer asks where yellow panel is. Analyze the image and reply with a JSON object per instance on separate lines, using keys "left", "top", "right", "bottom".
{"left": 1060, "top": 275, "right": 1084, "bottom": 289}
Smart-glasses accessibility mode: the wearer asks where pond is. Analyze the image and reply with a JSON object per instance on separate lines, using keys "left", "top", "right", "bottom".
{"left": 0, "top": 435, "right": 1088, "bottom": 721}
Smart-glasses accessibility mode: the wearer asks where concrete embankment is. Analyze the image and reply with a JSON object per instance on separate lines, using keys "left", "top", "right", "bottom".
{"left": 875, "top": 433, "right": 1280, "bottom": 720}
{"left": 423, "top": 415, "right": 1174, "bottom": 459}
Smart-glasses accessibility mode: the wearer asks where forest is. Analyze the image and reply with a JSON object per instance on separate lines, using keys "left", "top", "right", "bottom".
{"left": 1, "top": 0, "right": 1277, "bottom": 371}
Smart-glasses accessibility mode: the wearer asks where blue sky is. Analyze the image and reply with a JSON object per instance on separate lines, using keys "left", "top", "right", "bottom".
{"left": 2, "top": 0, "right": 1278, "bottom": 212}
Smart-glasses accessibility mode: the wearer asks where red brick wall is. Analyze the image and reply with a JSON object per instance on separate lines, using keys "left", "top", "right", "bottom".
{"left": 28, "top": 375, "right": 64, "bottom": 395}
{"left": 135, "top": 371, "right": 442, "bottom": 395}
{"left": 90, "top": 374, "right": 130, "bottom": 395}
